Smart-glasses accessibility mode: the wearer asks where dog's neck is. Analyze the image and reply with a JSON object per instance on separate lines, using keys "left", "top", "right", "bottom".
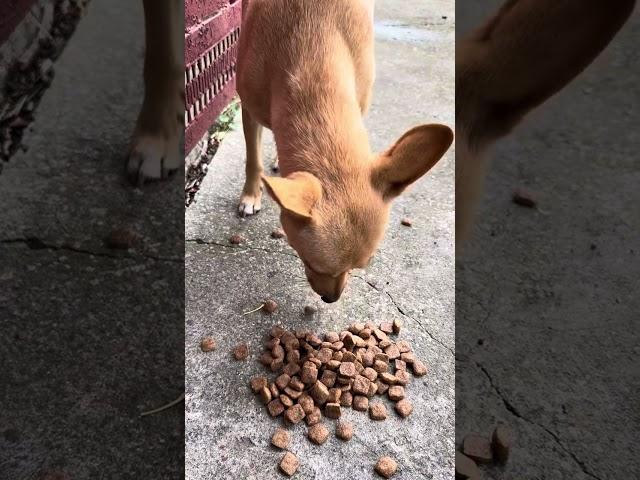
{"left": 271, "top": 64, "right": 372, "bottom": 189}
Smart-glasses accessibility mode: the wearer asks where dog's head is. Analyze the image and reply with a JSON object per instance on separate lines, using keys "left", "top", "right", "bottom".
{"left": 263, "top": 124, "right": 453, "bottom": 302}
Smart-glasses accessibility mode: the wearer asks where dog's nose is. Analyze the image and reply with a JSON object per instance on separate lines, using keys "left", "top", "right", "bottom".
{"left": 321, "top": 295, "right": 338, "bottom": 304}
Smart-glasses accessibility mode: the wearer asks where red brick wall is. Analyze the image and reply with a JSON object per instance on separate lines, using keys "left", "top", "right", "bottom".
{"left": 185, "top": 0, "right": 242, "bottom": 154}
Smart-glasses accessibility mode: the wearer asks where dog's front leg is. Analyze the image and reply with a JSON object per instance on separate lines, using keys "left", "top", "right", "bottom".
{"left": 127, "top": 0, "right": 184, "bottom": 184}
{"left": 238, "top": 108, "right": 264, "bottom": 216}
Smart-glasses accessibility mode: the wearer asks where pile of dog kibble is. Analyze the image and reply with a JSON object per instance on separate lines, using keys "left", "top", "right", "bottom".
{"left": 248, "top": 318, "right": 428, "bottom": 478}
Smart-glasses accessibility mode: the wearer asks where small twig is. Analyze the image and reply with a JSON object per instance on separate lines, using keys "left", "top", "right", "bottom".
{"left": 242, "top": 303, "right": 265, "bottom": 315}
{"left": 140, "top": 393, "right": 185, "bottom": 417}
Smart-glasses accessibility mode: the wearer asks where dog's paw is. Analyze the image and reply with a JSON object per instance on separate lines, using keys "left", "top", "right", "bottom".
{"left": 238, "top": 191, "right": 262, "bottom": 217}
{"left": 127, "top": 76, "right": 183, "bottom": 185}
{"left": 127, "top": 134, "right": 181, "bottom": 185}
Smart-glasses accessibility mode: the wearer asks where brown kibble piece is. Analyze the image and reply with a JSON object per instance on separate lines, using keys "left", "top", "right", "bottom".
{"left": 308, "top": 423, "right": 330, "bottom": 445}
{"left": 380, "top": 372, "right": 396, "bottom": 385}
{"left": 286, "top": 348, "right": 301, "bottom": 364}
{"left": 373, "top": 329, "right": 388, "bottom": 342}
{"left": 104, "top": 228, "right": 139, "bottom": 249}
{"left": 260, "top": 352, "right": 273, "bottom": 367}
{"left": 272, "top": 344, "right": 285, "bottom": 360}
{"left": 298, "top": 393, "right": 315, "bottom": 413}
{"left": 373, "top": 360, "right": 388, "bottom": 374}
{"left": 400, "top": 352, "right": 415, "bottom": 364}
{"left": 301, "top": 363, "right": 319, "bottom": 384}
{"left": 412, "top": 360, "right": 428, "bottom": 376}
{"left": 340, "top": 391, "right": 353, "bottom": 407}
{"left": 259, "top": 386, "right": 272, "bottom": 404}
{"left": 279, "top": 451, "right": 299, "bottom": 477}
{"left": 229, "top": 234, "right": 244, "bottom": 245}
{"left": 265, "top": 337, "right": 280, "bottom": 350}
{"left": 270, "top": 383, "right": 280, "bottom": 398}
{"left": 250, "top": 376, "right": 268, "bottom": 393}
{"left": 327, "top": 359, "right": 341, "bottom": 370}
{"left": 491, "top": 424, "right": 515, "bottom": 464}
{"left": 343, "top": 333, "right": 356, "bottom": 349}
{"left": 306, "top": 407, "right": 321, "bottom": 426}
{"left": 375, "top": 456, "right": 398, "bottom": 478}
{"left": 400, "top": 217, "right": 412, "bottom": 227}
{"left": 384, "top": 344, "right": 400, "bottom": 360}
{"left": 275, "top": 374, "right": 291, "bottom": 390}
{"left": 267, "top": 399, "right": 285, "bottom": 417}
{"left": 395, "top": 399, "right": 413, "bottom": 418}
{"left": 362, "top": 367, "right": 378, "bottom": 382}
{"left": 280, "top": 394, "right": 294, "bottom": 408}
{"left": 289, "top": 376, "right": 305, "bottom": 392}
{"left": 310, "top": 380, "right": 330, "bottom": 405}
{"left": 284, "top": 404, "right": 306, "bottom": 425}
{"left": 380, "top": 322, "right": 393, "bottom": 334}
{"left": 376, "top": 380, "right": 389, "bottom": 395}
{"left": 280, "top": 331, "right": 299, "bottom": 350}
{"left": 309, "top": 357, "right": 322, "bottom": 368}
{"left": 270, "top": 357, "right": 284, "bottom": 372}
{"left": 317, "top": 347, "right": 333, "bottom": 363}
{"left": 388, "top": 386, "right": 405, "bottom": 401}
{"left": 352, "top": 375, "right": 370, "bottom": 395}
{"left": 262, "top": 299, "right": 278, "bottom": 314}
{"left": 271, "top": 228, "right": 286, "bottom": 239}
{"left": 369, "top": 402, "right": 387, "bottom": 421}
{"left": 342, "top": 351, "right": 356, "bottom": 362}
{"left": 392, "top": 319, "right": 402, "bottom": 335}
{"left": 397, "top": 341, "right": 411, "bottom": 353}
{"left": 336, "top": 421, "right": 353, "bottom": 441}
{"left": 325, "top": 332, "right": 339, "bottom": 342}
{"left": 284, "top": 387, "right": 302, "bottom": 400}
{"left": 338, "top": 362, "right": 357, "bottom": 378}
{"left": 512, "top": 187, "right": 537, "bottom": 208}
{"left": 395, "top": 370, "right": 410, "bottom": 386}
{"left": 362, "top": 351, "right": 375, "bottom": 367}
{"left": 353, "top": 395, "right": 369, "bottom": 411}
{"left": 325, "top": 402, "right": 341, "bottom": 419}
{"left": 367, "top": 380, "right": 378, "bottom": 397}
{"left": 270, "top": 325, "right": 286, "bottom": 338}
{"left": 200, "top": 337, "right": 216, "bottom": 352}
{"left": 359, "top": 328, "right": 372, "bottom": 339}
{"left": 463, "top": 434, "right": 493, "bottom": 464}
{"left": 394, "top": 359, "right": 407, "bottom": 371}
{"left": 271, "top": 428, "right": 290, "bottom": 449}
{"left": 455, "top": 451, "right": 481, "bottom": 479}
{"left": 327, "top": 388, "right": 342, "bottom": 404}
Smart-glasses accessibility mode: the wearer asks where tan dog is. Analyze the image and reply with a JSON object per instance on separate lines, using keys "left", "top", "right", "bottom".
{"left": 456, "top": 0, "right": 635, "bottom": 250}
{"left": 236, "top": 0, "right": 453, "bottom": 302}
{"left": 127, "top": 0, "right": 183, "bottom": 184}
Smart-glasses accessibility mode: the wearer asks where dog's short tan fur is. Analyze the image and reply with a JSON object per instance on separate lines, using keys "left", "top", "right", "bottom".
{"left": 128, "top": 0, "right": 183, "bottom": 184}
{"left": 456, "top": 0, "right": 635, "bottom": 249}
{"left": 236, "top": 0, "right": 453, "bottom": 301}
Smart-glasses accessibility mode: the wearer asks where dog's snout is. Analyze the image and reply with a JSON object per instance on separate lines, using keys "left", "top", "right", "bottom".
{"left": 321, "top": 295, "right": 338, "bottom": 304}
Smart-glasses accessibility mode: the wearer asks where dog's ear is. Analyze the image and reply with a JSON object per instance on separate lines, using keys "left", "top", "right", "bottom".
{"left": 371, "top": 124, "right": 453, "bottom": 200}
{"left": 457, "top": 0, "right": 635, "bottom": 145}
{"left": 262, "top": 171, "right": 322, "bottom": 219}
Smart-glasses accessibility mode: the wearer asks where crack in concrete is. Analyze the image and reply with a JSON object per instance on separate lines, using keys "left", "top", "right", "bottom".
{"left": 474, "top": 361, "right": 603, "bottom": 480}
{"left": 352, "top": 274, "right": 454, "bottom": 356}
{"left": 186, "top": 238, "right": 299, "bottom": 259}
{"left": 1, "top": 237, "right": 182, "bottom": 263}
